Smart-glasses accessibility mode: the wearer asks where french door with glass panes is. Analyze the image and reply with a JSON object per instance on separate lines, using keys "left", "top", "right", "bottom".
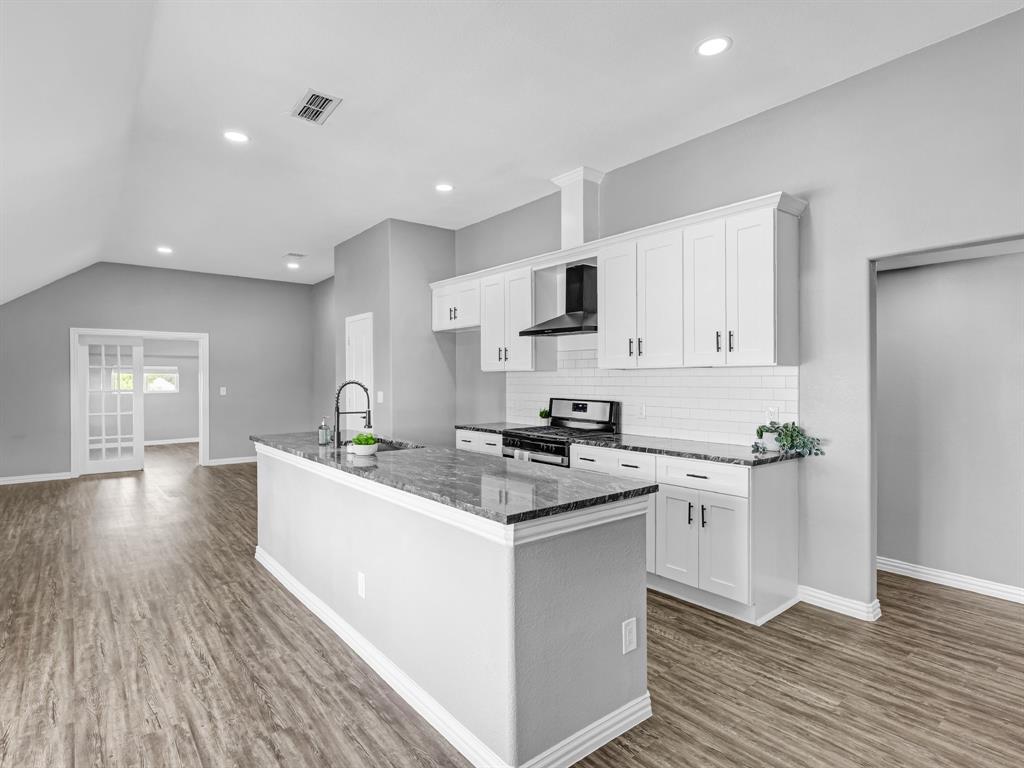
{"left": 81, "top": 339, "right": 144, "bottom": 473}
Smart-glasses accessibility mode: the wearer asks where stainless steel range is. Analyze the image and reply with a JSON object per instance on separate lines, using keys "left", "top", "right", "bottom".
{"left": 502, "top": 398, "right": 620, "bottom": 466}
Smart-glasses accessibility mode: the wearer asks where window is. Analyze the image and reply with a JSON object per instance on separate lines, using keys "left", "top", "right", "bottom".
{"left": 111, "top": 370, "right": 135, "bottom": 391}
{"left": 144, "top": 366, "right": 180, "bottom": 393}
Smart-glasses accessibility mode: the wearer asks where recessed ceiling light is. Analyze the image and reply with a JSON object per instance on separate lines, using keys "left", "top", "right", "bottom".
{"left": 435, "top": 183, "right": 454, "bottom": 193}
{"left": 286, "top": 261, "right": 300, "bottom": 270}
{"left": 284, "top": 252, "right": 306, "bottom": 270}
{"left": 156, "top": 245, "right": 173, "bottom": 255}
{"left": 697, "top": 36, "right": 732, "bottom": 56}
{"left": 223, "top": 130, "right": 250, "bottom": 143}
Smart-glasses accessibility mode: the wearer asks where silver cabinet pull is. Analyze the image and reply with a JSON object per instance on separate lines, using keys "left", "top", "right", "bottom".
{"left": 728, "top": 330, "right": 734, "bottom": 352}
{"left": 628, "top": 338, "right": 634, "bottom": 356}
{"left": 715, "top": 331, "right": 722, "bottom": 352}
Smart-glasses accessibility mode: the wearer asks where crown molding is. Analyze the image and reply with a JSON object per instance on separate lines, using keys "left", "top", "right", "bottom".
{"left": 550, "top": 166, "right": 606, "bottom": 187}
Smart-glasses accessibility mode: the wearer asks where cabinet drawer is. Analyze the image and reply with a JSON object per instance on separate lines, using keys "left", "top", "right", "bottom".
{"left": 613, "top": 452, "right": 656, "bottom": 481}
{"left": 569, "top": 444, "right": 618, "bottom": 473}
{"left": 656, "top": 456, "right": 748, "bottom": 497}
{"left": 456, "top": 430, "right": 502, "bottom": 456}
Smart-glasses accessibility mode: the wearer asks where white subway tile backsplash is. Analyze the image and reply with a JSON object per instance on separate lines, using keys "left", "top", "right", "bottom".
{"left": 506, "top": 345, "right": 799, "bottom": 446}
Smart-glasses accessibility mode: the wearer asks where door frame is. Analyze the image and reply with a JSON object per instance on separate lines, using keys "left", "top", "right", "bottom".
{"left": 343, "top": 312, "right": 374, "bottom": 430}
{"left": 69, "top": 328, "right": 210, "bottom": 476}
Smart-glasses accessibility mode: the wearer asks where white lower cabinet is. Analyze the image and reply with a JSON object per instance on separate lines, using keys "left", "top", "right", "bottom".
{"left": 455, "top": 429, "right": 503, "bottom": 456}
{"left": 572, "top": 443, "right": 797, "bottom": 625}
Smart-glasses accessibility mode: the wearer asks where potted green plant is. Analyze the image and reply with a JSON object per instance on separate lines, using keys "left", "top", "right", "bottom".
{"left": 752, "top": 421, "right": 824, "bottom": 457}
{"left": 539, "top": 408, "right": 551, "bottom": 425}
{"left": 350, "top": 432, "right": 378, "bottom": 456}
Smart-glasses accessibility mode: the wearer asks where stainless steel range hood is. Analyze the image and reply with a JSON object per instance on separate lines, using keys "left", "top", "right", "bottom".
{"left": 519, "top": 264, "right": 597, "bottom": 336}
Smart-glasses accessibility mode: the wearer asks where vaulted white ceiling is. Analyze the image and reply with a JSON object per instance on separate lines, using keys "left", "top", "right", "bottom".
{"left": 2, "top": 0, "right": 1020, "bottom": 304}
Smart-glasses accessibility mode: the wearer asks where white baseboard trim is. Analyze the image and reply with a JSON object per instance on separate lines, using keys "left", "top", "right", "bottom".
{"left": 520, "top": 692, "right": 652, "bottom": 768}
{"left": 255, "top": 546, "right": 512, "bottom": 768}
{"left": 754, "top": 595, "right": 801, "bottom": 626}
{"left": 144, "top": 438, "right": 199, "bottom": 446}
{"left": 0, "top": 471, "right": 73, "bottom": 486}
{"left": 205, "top": 456, "right": 256, "bottom": 466}
{"left": 877, "top": 556, "right": 1024, "bottom": 604}
{"left": 798, "top": 585, "right": 882, "bottom": 622}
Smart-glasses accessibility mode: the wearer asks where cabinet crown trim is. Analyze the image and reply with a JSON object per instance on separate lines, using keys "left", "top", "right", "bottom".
{"left": 429, "top": 191, "right": 807, "bottom": 290}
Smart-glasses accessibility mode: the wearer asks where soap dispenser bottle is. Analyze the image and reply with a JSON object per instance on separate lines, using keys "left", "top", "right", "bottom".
{"left": 317, "top": 417, "right": 330, "bottom": 446}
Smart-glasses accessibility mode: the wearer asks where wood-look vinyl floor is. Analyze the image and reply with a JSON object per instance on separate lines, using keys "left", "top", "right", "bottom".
{"left": 1, "top": 444, "right": 1021, "bottom": 767}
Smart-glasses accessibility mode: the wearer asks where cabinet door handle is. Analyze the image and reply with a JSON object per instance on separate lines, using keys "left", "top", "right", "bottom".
{"left": 688, "top": 502, "right": 693, "bottom": 525}
{"left": 485, "top": 442, "right": 497, "bottom": 447}
{"left": 579, "top": 457, "right": 595, "bottom": 462}
{"left": 715, "top": 331, "right": 722, "bottom": 352}
{"left": 498, "top": 347, "right": 502, "bottom": 362}
{"left": 449, "top": 307, "right": 454, "bottom": 320}
{"left": 628, "top": 338, "right": 634, "bottom": 356}
{"left": 701, "top": 504, "right": 707, "bottom": 527}
{"left": 637, "top": 337, "right": 643, "bottom": 356}
{"left": 686, "top": 473, "right": 708, "bottom": 479}
{"left": 622, "top": 463, "right": 639, "bottom": 469}
{"left": 454, "top": 306, "right": 458, "bottom": 320}
{"left": 504, "top": 347, "right": 508, "bottom": 361}
{"left": 728, "top": 330, "right": 734, "bottom": 352}
{"left": 460, "top": 439, "right": 471, "bottom": 443}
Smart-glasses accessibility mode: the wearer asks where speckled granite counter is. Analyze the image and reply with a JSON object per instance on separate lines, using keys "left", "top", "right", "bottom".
{"left": 453, "top": 422, "right": 531, "bottom": 434}
{"left": 251, "top": 432, "right": 657, "bottom": 524}
{"left": 572, "top": 433, "right": 797, "bottom": 467}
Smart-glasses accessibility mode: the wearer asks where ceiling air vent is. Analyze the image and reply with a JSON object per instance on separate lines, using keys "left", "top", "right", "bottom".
{"left": 290, "top": 88, "right": 342, "bottom": 125}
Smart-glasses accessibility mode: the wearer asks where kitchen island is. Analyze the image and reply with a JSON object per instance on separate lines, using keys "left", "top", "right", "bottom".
{"left": 251, "top": 432, "right": 658, "bottom": 768}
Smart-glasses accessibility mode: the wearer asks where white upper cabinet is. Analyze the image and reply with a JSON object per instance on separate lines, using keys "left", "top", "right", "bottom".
{"left": 598, "top": 230, "right": 683, "bottom": 369}
{"left": 683, "top": 219, "right": 727, "bottom": 366}
{"left": 480, "top": 268, "right": 535, "bottom": 372}
{"left": 726, "top": 207, "right": 776, "bottom": 366}
{"left": 684, "top": 205, "right": 797, "bottom": 367}
{"left": 636, "top": 229, "right": 684, "bottom": 368}
{"left": 431, "top": 278, "right": 480, "bottom": 332}
{"left": 597, "top": 241, "right": 638, "bottom": 368}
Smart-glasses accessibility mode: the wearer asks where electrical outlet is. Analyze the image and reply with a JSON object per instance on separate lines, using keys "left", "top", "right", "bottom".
{"left": 219, "top": 386, "right": 227, "bottom": 396}
{"left": 377, "top": 391, "right": 384, "bottom": 404}
{"left": 622, "top": 617, "right": 637, "bottom": 655}
{"left": 357, "top": 571, "right": 365, "bottom": 599}
{"left": 766, "top": 406, "right": 779, "bottom": 422}
{"left": 640, "top": 401, "right": 647, "bottom": 419}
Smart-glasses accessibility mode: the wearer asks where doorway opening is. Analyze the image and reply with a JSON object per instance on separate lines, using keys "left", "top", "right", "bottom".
{"left": 69, "top": 328, "right": 210, "bottom": 476}
{"left": 344, "top": 312, "right": 374, "bottom": 431}
{"left": 870, "top": 235, "right": 1024, "bottom": 603}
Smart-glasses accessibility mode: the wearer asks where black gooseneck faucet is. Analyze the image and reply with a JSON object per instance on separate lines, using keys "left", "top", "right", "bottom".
{"left": 334, "top": 380, "right": 373, "bottom": 449}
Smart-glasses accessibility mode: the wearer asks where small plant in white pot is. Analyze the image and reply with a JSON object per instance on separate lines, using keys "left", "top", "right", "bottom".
{"left": 752, "top": 421, "right": 825, "bottom": 457}
{"left": 539, "top": 408, "right": 551, "bottom": 425}
{"left": 349, "top": 432, "right": 378, "bottom": 456}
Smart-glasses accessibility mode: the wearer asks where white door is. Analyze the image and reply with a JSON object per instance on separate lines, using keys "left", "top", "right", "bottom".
{"left": 656, "top": 485, "right": 700, "bottom": 587}
{"left": 345, "top": 313, "right": 374, "bottom": 431}
{"left": 683, "top": 219, "right": 727, "bottom": 366}
{"left": 480, "top": 274, "right": 506, "bottom": 371}
{"left": 503, "top": 268, "right": 534, "bottom": 372}
{"left": 698, "top": 491, "right": 750, "bottom": 604}
{"left": 726, "top": 207, "right": 776, "bottom": 366}
{"left": 453, "top": 280, "right": 481, "bottom": 328}
{"left": 597, "top": 241, "right": 638, "bottom": 369}
{"left": 637, "top": 229, "right": 684, "bottom": 369}
{"left": 81, "top": 339, "right": 144, "bottom": 474}
{"left": 432, "top": 287, "right": 455, "bottom": 331}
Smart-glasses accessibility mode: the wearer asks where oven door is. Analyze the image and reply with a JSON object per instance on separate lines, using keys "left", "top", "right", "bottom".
{"left": 501, "top": 439, "right": 569, "bottom": 467}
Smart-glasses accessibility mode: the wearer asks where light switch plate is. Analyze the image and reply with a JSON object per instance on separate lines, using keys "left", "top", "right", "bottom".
{"left": 377, "top": 391, "right": 384, "bottom": 404}
{"left": 766, "top": 406, "right": 779, "bottom": 422}
{"left": 219, "top": 386, "right": 227, "bottom": 396}
{"left": 622, "top": 617, "right": 637, "bottom": 654}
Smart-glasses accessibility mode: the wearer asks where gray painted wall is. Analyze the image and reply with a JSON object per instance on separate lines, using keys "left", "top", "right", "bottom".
{"left": 877, "top": 254, "right": 1024, "bottom": 588}
{"left": 334, "top": 219, "right": 455, "bottom": 446}
{"left": 449, "top": 13, "right": 1024, "bottom": 603}
{"left": 0, "top": 262, "right": 314, "bottom": 475}
{"left": 388, "top": 220, "right": 456, "bottom": 447}
{"left": 454, "top": 193, "right": 562, "bottom": 425}
{"left": 143, "top": 338, "right": 199, "bottom": 442}
{"left": 311, "top": 277, "right": 336, "bottom": 423}
{"left": 335, "top": 221, "right": 393, "bottom": 435}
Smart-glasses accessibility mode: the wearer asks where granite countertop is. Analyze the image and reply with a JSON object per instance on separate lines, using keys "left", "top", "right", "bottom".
{"left": 572, "top": 433, "right": 798, "bottom": 467}
{"left": 454, "top": 422, "right": 531, "bottom": 434}
{"left": 251, "top": 432, "right": 657, "bottom": 525}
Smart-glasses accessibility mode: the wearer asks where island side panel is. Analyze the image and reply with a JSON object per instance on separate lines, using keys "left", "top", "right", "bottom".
{"left": 256, "top": 451, "right": 517, "bottom": 765}
{"left": 512, "top": 507, "right": 650, "bottom": 763}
